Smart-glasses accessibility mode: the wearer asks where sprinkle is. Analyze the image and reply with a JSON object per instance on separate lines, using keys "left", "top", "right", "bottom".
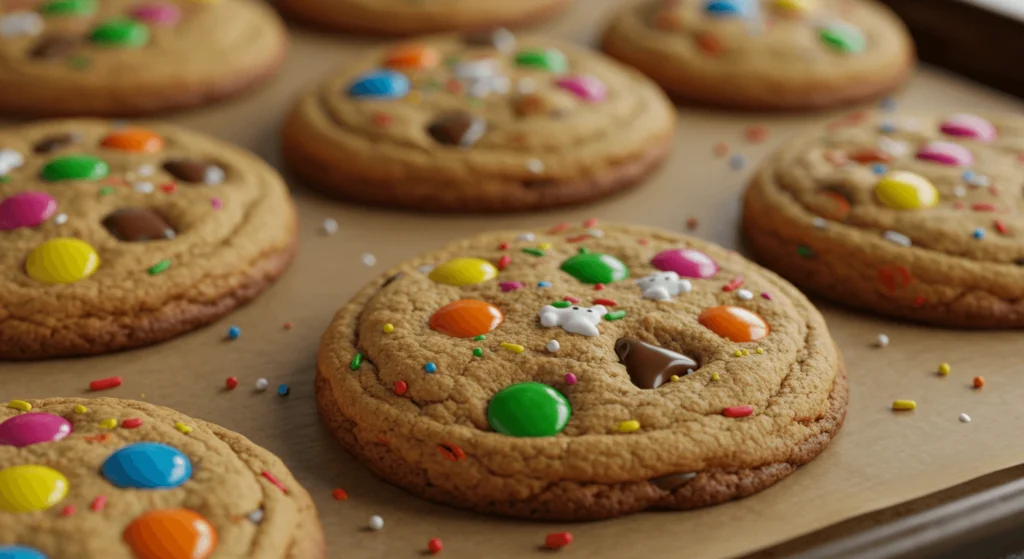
{"left": 90, "top": 495, "right": 107, "bottom": 512}
{"left": 98, "top": 186, "right": 115, "bottom": 196}
{"left": 938, "top": 363, "right": 951, "bottom": 376}
{"left": 566, "top": 234, "right": 589, "bottom": 243}
{"left": 546, "top": 340, "right": 560, "bottom": 353}
{"left": 362, "top": 253, "right": 377, "bottom": 266}
{"left": 995, "top": 220, "right": 1008, "bottom": 235}
{"left": 604, "top": 310, "right": 626, "bottom": 321}
{"left": 255, "top": 378, "right": 269, "bottom": 391}
{"left": 594, "top": 283, "right": 605, "bottom": 291}
{"left": 472, "top": 348, "right": 483, "bottom": 357}
{"left": 147, "top": 259, "right": 171, "bottom": 275}
{"left": 277, "top": 384, "right": 290, "bottom": 396}
{"left": 892, "top": 400, "right": 917, "bottom": 411}
{"left": 247, "top": 510, "right": 265, "bottom": 524}
{"left": 369, "top": 515, "right": 384, "bottom": 531}
{"left": 545, "top": 532, "right": 573, "bottom": 550}
{"left": 549, "top": 222, "right": 570, "bottom": 233}
{"left": 522, "top": 248, "right": 545, "bottom": 257}
{"left": 761, "top": 292, "right": 773, "bottom": 300}
{"left": 616, "top": 419, "right": 640, "bottom": 433}
{"left": 539, "top": 243, "right": 552, "bottom": 250}
{"left": 972, "top": 228, "right": 985, "bottom": 239}
{"left": 394, "top": 381, "right": 408, "bottom": 396}
{"left": 526, "top": 158, "right": 544, "bottom": 173}
{"left": 686, "top": 217, "right": 700, "bottom": 230}
{"left": 227, "top": 326, "right": 241, "bottom": 340}
{"left": 537, "top": 281, "right": 552, "bottom": 288}
{"left": 160, "top": 183, "right": 176, "bottom": 194}
{"left": 261, "top": 471, "right": 288, "bottom": 493}
{"left": 132, "top": 181, "right": 154, "bottom": 193}
{"left": 372, "top": 112, "right": 393, "bottom": 126}
{"left": 6, "top": 400, "right": 31, "bottom": 411}
{"left": 174, "top": 421, "right": 192, "bottom": 434}
{"left": 121, "top": 418, "right": 143, "bottom": 429}
{"left": 723, "top": 406, "right": 753, "bottom": 418}
{"left": 437, "top": 442, "right": 465, "bottom": 461}
{"left": 741, "top": 349, "right": 749, "bottom": 356}
{"left": 972, "top": 203, "right": 996, "bottom": 212}
{"left": 350, "top": 352, "right": 363, "bottom": 370}
{"left": 586, "top": 228, "right": 605, "bottom": 238}
{"left": 321, "top": 218, "right": 338, "bottom": 235}
{"left": 428, "top": 538, "right": 443, "bottom": 554}
{"left": 54, "top": 213, "right": 68, "bottom": 225}
{"left": 562, "top": 296, "right": 579, "bottom": 303}
{"left": 670, "top": 375, "right": 680, "bottom": 382}
{"left": 500, "top": 342, "right": 525, "bottom": 353}
{"left": 736, "top": 289, "right": 753, "bottom": 301}
{"left": 876, "top": 334, "right": 890, "bottom": 348}
{"left": 473, "top": 335, "right": 486, "bottom": 341}
{"left": 796, "top": 246, "right": 815, "bottom": 259}
{"left": 954, "top": 186, "right": 967, "bottom": 198}
{"left": 500, "top": 281, "right": 525, "bottom": 292}
{"left": 879, "top": 121, "right": 897, "bottom": 133}
{"left": 729, "top": 154, "right": 746, "bottom": 170}
{"left": 871, "top": 163, "right": 888, "bottom": 175}
{"left": 84, "top": 433, "right": 111, "bottom": 442}
{"left": 90, "top": 376, "right": 122, "bottom": 391}
{"left": 973, "top": 376, "right": 985, "bottom": 389}
{"left": 711, "top": 373, "right": 720, "bottom": 381}
{"left": 516, "top": 232, "right": 536, "bottom": 242}
{"left": 99, "top": 418, "right": 118, "bottom": 429}
{"left": 62, "top": 505, "right": 76, "bottom": 516}
{"left": 211, "top": 197, "right": 222, "bottom": 210}
{"left": 733, "top": 350, "right": 743, "bottom": 357}
{"left": 497, "top": 254, "right": 511, "bottom": 270}
{"left": 560, "top": 372, "right": 578, "bottom": 386}
{"left": 883, "top": 231, "right": 912, "bottom": 247}
{"left": 73, "top": 405, "right": 88, "bottom": 414}
{"left": 381, "top": 323, "right": 395, "bottom": 334}
{"left": 722, "top": 277, "right": 745, "bottom": 292}
{"left": 498, "top": 242, "right": 509, "bottom": 250}
{"left": 696, "top": 31, "right": 723, "bottom": 55}
{"left": 959, "top": 413, "right": 971, "bottom": 423}
{"left": 582, "top": 217, "right": 598, "bottom": 228}
{"left": 226, "top": 376, "right": 239, "bottom": 390}
{"left": 593, "top": 298, "right": 617, "bottom": 306}
{"left": 755, "top": 348, "right": 764, "bottom": 354}
{"left": 332, "top": 488, "right": 349, "bottom": 501}
{"left": 745, "top": 125, "right": 768, "bottom": 143}
{"left": 812, "top": 217, "right": 827, "bottom": 229}
{"left": 425, "top": 362, "right": 437, "bottom": 373}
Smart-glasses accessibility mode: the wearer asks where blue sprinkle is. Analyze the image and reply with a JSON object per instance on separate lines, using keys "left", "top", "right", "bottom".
{"left": 277, "top": 384, "right": 290, "bottom": 396}
{"left": 972, "top": 228, "right": 985, "bottom": 240}
{"left": 227, "top": 326, "right": 241, "bottom": 340}
{"left": 872, "top": 163, "right": 888, "bottom": 175}
{"left": 425, "top": 362, "right": 437, "bottom": 373}
{"left": 962, "top": 169, "right": 976, "bottom": 182}
{"left": 729, "top": 154, "right": 746, "bottom": 170}
{"left": 880, "top": 97, "right": 897, "bottom": 112}
{"left": 537, "top": 281, "right": 552, "bottom": 288}
{"left": 879, "top": 121, "right": 897, "bottom": 133}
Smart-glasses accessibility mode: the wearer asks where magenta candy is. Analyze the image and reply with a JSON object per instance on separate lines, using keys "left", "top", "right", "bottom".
{"left": 651, "top": 248, "right": 719, "bottom": 279}
{"left": 499, "top": 281, "right": 524, "bottom": 292}
{"left": 0, "top": 413, "right": 72, "bottom": 448}
{"left": 555, "top": 75, "right": 607, "bottom": 103}
{"left": 916, "top": 141, "right": 974, "bottom": 166}
{"left": 0, "top": 192, "right": 57, "bottom": 231}
{"left": 940, "top": 114, "right": 996, "bottom": 142}
{"left": 129, "top": 2, "right": 181, "bottom": 25}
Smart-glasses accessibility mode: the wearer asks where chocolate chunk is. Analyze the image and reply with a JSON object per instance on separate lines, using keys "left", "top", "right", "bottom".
{"left": 33, "top": 132, "right": 81, "bottom": 154}
{"left": 651, "top": 472, "right": 697, "bottom": 491}
{"left": 30, "top": 36, "right": 79, "bottom": 59}
{"left": 463, "top": 28, "right": 516, "bottom": 52}
{"left": 163, "top": 159, "right": 225, "bottom": 185}
{"left": 102, "top": 207, "right": 176, "bottom": 242}
{"left": 427, "top": 112, "right": 487, "bottom": 147}
{"left": 614, "top": 338, "right": 698, "bottom": 389}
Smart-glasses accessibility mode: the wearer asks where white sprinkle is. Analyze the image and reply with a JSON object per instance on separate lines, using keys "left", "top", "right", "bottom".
{"left": 54, "top": 213, "right": 68, "bottom": 225}
{"left": 247, "top": 509, "right": 264, "bottom": 524}
{"left": 883, "top": 230, "right": 912, "bottom": 247}
{"left": 545, "top": 340, "right": 560, "bottom": 353}
{"left": 0, "top": 148, "right": 24, "bottom": 175}
{"left": 0, "top": 12, "right": 43, "bottom": 37}
{"left": 132, "top": 181, "right": 154, "bottom": 194}
{"left": 204, "top": 166, "right": 226, "bottom": 186}
{"left": 954, "top": 186, "right": 967, "bottom": 198}
{"left": 516, "top": 77, "right": 536, "bottom": 94}
{"left": 515, "top": 232, "right": 536, "bottom": 242}
{"left": 525, "top": 158, "right": 544, "bottom": 174}
{"left": 321, "top": 218, "right": 338, "bottom": 235}
{"left": 586, "top": 228, "right": 605, "bottom": 238}
{"left": 137, "top": 164, "right": 155, "bottom": 177}
{"left": 417, "top": 264, "right": 434, "bottom": 274}
{"left": 362, "top": 253, "right": 377, "bottom": 267}
{"left": 959, "top": 413, "right": 971, "bottom": 423}
{"left": 453, "top": 59, "right": 497, "bottom": 80}
{"left": 255, "top": 378, "right": 269, "bottom": 391}
{"left": 876, "top": 334, "right": 889, "bottom": 348}
{"left": 736, "top": 289, "right": 754, "bottom": 301}
{"left": 368, "top": 515, "right": 384, "bottom": 531}
{"left": 812, "top": 217, "right": 828, "bottom": 229}
{"left": 967, "top": 174, "right": 990, "bottom": 187}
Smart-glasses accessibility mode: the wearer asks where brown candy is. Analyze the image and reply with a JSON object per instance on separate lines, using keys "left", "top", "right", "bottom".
{"left": 614, "top": 338, "right": 698, "bottom": 389}
{"left": 30, "top": 36, "right": 79, "bottom": 59}
{"left": 102, "top": 207, "right": 176, "bottom": 242}
{"left": 163, "top": 159, "right": 225, "bottom": 185}
{"left": 427, "top": 112, "right": 487, "bottom": 147}
{"left": 33, "top": 133, "right": 81, "bottom": 154}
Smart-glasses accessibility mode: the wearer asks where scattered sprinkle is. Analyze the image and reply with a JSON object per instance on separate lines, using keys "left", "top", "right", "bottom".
{"left": 132, "top": 181, "right": 154, "bottom": 194}
{"left": 516, "top": 232, "right": 536, "bottom": 242}
{"left": 670, "top": 374, "right": 680, "bottom": 382}
{"left": 497, "top": 254, "right": 511, "bottom": 270}
{"left": 472, "top": 347, "right": 483, "bottom": 357}
{"left": 892, "top": 400, "right": 917, "bottom": 411}
{"left": 959, "top": 413, "right": 971, "bottom": 423}
{"left": 713, "top": 143, "right": 729, "bottom": 157}
{"left": 564, "top": 373, "right": 577, "bottom": 385}
{"left": 734, "top": 350, "right": 743, "bottom": 357}
{"left": 537, "top": 281, "right": 552, "bottom": 288}
{"left": 522, "top": 247, "right": 545, "bottom": 257}
{"left": 761, "top": 292, "right": 773, "bottom": 300}
{"left": 6, "top": 400, "right": 31, "bottom": 411}
{"left": 526, "top": 158, "right": 544, "bottom": 174}
{"left": 211, "top": 197, "right": 223, "bottom": 210}
{"left": 90, "top": 495, "right": 107, "bottom": 512}
{"left": 723, "top": 406, "right": 753, "bottom": 418}
{"left": 876, "top": 334, "right": 890, "bottom": 348}
{"left": 883, "top": 230, "right": 911, "bottom": 247}
{"left": 121, "top": 418, "right": 143, "bottom": 429}
{"left": 98, "top": 186, "right": 115, "bottom": 196}
{"left": 712, "top": 373, "right": 720, "bottom": 381}
{"left": 247, "top": 510, "right": 265, "bottom": 524}
{"left": 582, "top": 217, "right": 598, "bottom": 228}
{"left": 729, "top": 154, "right": 746, "bottom": 170}
{"left": 90, "top": 376, "right": 122, "bottom": 391}
{"left": 226, "top": 376, "right": 239, "bottom": 390}
{"left": 995, "top": 220, "right": 1008, "bottom": 235}
{"left": 938, "top": 363, "right": 951, "bottom": 376}
{"left": 174, "top": 421, "right": 192, "bottom": 434}
{"left": 277, "top": 384, "right": 290, "bottom": 396}
{"left": 54, "top": 213, "right": 68, "bottom": 225}
{"left": 473, "top": 335, "right": 486, "bottom": 341}
{"left": 871, "top": 163, "right": 888, "bottom": 175}
{"left": 322, "top": 218, "right": 338, "bottom": 235}
{"left": 261, "top": 470, "right": 288, "bottom": 493}
{"left": 954, "top": 186, "right": 967, "bottom": 198}
{"left": 755, "top": 348, "right": 764, "bottom": 355}
{"left": 227, "top": 326, "right": 241, "bottom": 340}
{"left": 425, "top": 362, "right": 437, "bottom": 373}
{"left": 562, "top": 297, "right": 579, "bottom": 304}
{"left": 546, "top": 340, "right": 560, "bottom": 353}
{"left": 686, "top": 217, "right": 699, "bottom": 230}
{"left": 736, "top": 289, "right": 753, "bottom": 301}
{"left": 593, "top": 298, "right": 617, "bottom": 307}
{"left": 972, "top": 228, "right": 985, "bottom": 240}
{"left": 428, "top": 538, "right": 443, "bottom": 554}
{"left": 394, "top": 381, "right": 408, "bottom": 396}
{"left": 722, "top": 277, "right": 744, "bottom": 292}
{"left": 147, "top": 259, "right": 171, "bottom": 275}
{"left": 73, "top": 405, "right": 88, "bottom": 414}
{"left": 383, "top": 323, "right": 394, "bottom": 334}
{"left": 500, "top": 342, "right": 525, "bottom": 354}
{"left": 255, "top": 378, "right": 269, "bottom": 391}
{"left": 545, "top": 532, "right": 573, "bottom": 550}
{"left": 603, "top": 310, "right": 626, "bottom": 321}
{"left": 539, "top": 243, "right": 552, "bottom": 250}
{"left": 796, "top": 245, "right": 815, "bottom": 259}
{"left": 62, "top": 505, "right": 76, "bottom": 517}
{"left": 99, "top": 418, "right": 118, "bottom": 429}
{"left": 973, "top": 376, "right": 985, "bottom": 389}
{"left": 745, "top": 125, "right": 768, "bottom": 143}
{"left": 362, "top": 253, "right": 377, "bottom": 266}
{"left": 332, "top": 488, "right": 349, "bottom": 500}
{"left": 369, "top": 515, "right": 384, "bottom": 531}
{"left": 350, "top": 352, "right": 363, "bottom": 370}
{"left": 616, "top": 419, "right": 640, "bottom": 433}
{"left": 812, "top": 217, "right": 827, "bottom": 229}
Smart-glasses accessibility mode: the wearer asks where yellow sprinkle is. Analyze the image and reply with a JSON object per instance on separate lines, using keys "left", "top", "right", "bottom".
{"left": 616, "top": 420, "right": 640, "bottom": 433}
{"left": 892, "top": 400, "right": 917, "bottom": 411}
{"left": 99, "top": 418, "right": 117, "bottom": 429}
{"left": 755, "top": 348, "right": 764, "bottom": 354}
{"left": 670, "top": 375, "right": 680, "bottom": 382}
{"left": 73, "top": 405, "right": 88, "bottom": 414}
{"left": 499, "top": 342, "right": 525, "bottom": 354}
{"left": 7, "top": 400, "right": 31, "bottom": 411}
{"left": 712, "top": 372, "right": 720, "bottom": 381}
{"left": 174, "top": 421, "right": 193, "bottom": 434}
{"left": 741, "top": 349, "right": 749, "bottom": 356}
{"left": 938, "top": 362, "right": 951, "bottom": 376}
{"left": 383, "top": 323, "right": 394, "bottom": 334}
{"left": 733, "top": 350, "right": 742, "bottom": 357}
{"left": 539, "top": 243, "right": 552, "bottom": 250}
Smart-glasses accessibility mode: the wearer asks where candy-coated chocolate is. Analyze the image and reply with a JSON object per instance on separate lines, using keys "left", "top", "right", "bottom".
{"left": 560, "top": 250, "right": 629, "bottom": 284}
{"left": 101, "top": 442, "right": 192, "bottom": 489}
{"left": 555, "top": 75, "right": 607, "bottom": 103}
{"left": 90, "top": 19, "right": 151, "bottom": 48}
{"left": 348, "top": 70, "right": 410, "bottom": 99}
{"left": 0, "top": 413, "right": 72, "bottom": 447}
{"left": 25, "top": 238, "right": 100, "bottom": 284}
{"left": 0, "top": 192, "right": 57, "bottom": 230}
{"left": 650, "top": 248, "right": 718, "bottom": 279}
{"left": 514, "top": 48, "right": 567, "bottom": 73}
{"left": 940, "top": 114, "right": 996, "bottom": 142}
{"left": 100, "top": 128, "right": 164, "bottom": 153}
{"left": 0, "top": 465, "right": 68, "bottom": 512}
{"left": 875, "top": 171, "right": 939, "bottom": 210}
{"left": 40, "top": 154, "right": 108, "bottom": 181}
{"left": 429, "top": 299, "right": 504, "bottom": 338}
{"left": 698, "top": 305, "right": 769, "bottom": 342}
{"left": 384, "top": 44, "right": 440, "bottom": 70}
{"left": 487, "top": 382, "right": 571, "bottom": 437}
{"left": 0, "top": 545, "right": 48, "bottom": 559}
{"left": 428, "top": 257, "right": 498, "bottom": 286}
{"left": 123, "top": 509, "right": 217, "bottom": 559}
{"left": 916, "top": 141, "right": 973, "bottom": 166}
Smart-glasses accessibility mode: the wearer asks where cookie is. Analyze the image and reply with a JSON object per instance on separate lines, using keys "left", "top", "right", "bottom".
{"left": 0, "top": 0, "right": 287, "bottom": 116}
{"left": 0, "top": 119, "right": 298, "bottom": 359}
{"left": 601, "top": 0, "right": 915, "bottom": 110}
{"left": 276, "top": 0, "right": 572, "bottom": 36}
{"left": 744, "top": 112, "right": 1024, "bottom": 327}
{"left": 316, "top": 222, "right": 846, "bottom": 520}
{"left": 282, "top": 33, "right": 676, "bottom": 212}
{"left": 0, "top": 397, "right": 324, "bottom": 558}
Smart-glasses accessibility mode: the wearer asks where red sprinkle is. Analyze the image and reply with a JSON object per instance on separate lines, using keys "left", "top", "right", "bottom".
{"left": 638, "top": 238, "right": 650, "bottom": 246}
{"left": 686, "top": 217, "right": 700, "bottom": 230}
{"left": 566, "top": 235, "right": 589, "bottom": 243}
{"left": 437, "top": 442, "right": 466, "bottom": 462}
{"left": 372, "top": 112, "right": 393, "bottom": 126}
{"left": 723, "top": 406, "right": 754, "bottom": 418}
{"left": 696, "top": 31, "right": 723, "bottom": 55}
{"left": 564, "top": 373, "right": 577, "bottom": 385}
{"left": 953, "top": 201, "right": 965, "bottom": 210}
{"left": 995, "top": 220, "right": 1008, "bottom": 235}
{"left": 593, "top": 298, "right": 617, "bottom": 307}
{"left": 226, "top": 376, "right": 239, "bottom": 390}
{"left": 545, "top": 532, "right": 574, "bottom": 549}
{"left": 988, "top": 185, "right": 1000, "bottom": 196}
{"left": 332, "top": 488, "right": 349, "bottom": 501}
{"left": 582, "top": 217, "right": 598, "bottom": 228}
{"left": 121, "top": 418, "right": 143, "bottom": 429}
{"left": 283, "top": 322, "right": 293, "bottom": 330}
{"left": 90, "top": 495, "right": 107, "bottom": 512}
{"left": 261, "top": 471, "right": 288, "bottom": 494}
{"left": 497, "top": 254, "right": 512, "bottom": 270}
{"left": 745, "top": 125, "right": 768, "bottom": 143}
{"left": 61, "top": 505, "right": 76, "bottom": 517}
{"left": 428, "top": 538, "right": 443, "bottom": 554}
{"left": 90, "top": 376, "right": 122, "bottom": 391}
{"left": 159, "top": 183, "right": 176, "bottom": 194}
{"left": 722, "top": 277, "right": 745, "bottom": 292}
{"left": 394, "top": 380, "right": 408, "bottom": 396}
{"left": 712, "top": 143, "right": 729, "bottom": 157}
{"left": 498, "top": 242, "right": 509, "bottom": 250}
{"left": 594, "top": 283, "right": 605, "bottom": 291}
{"left": 972, "top": 203, "right": 996, "bottom": 212}
{"left": 563, "top": 296, "right": 579, "bottom": 303}
{"left": 84, "top": 433, "right": 111, "bottom": 443}
{"left": 549, "top": 222, "right": 570, "bottom": 234}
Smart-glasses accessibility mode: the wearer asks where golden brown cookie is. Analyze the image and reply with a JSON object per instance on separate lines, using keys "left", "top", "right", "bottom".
{"left": 316, "top": 222, "right": 846, "bottom": 520}
{"left": 744, "top": 112, "right": 1024, "bottom": 327}
{"left": 0, "top": 397, "right": 324, "bottom": 558}
{"left": 0, "top": 0, "right": 287, "bottom": 117}
{"left": 275, "top": 0, "right": 572, "bottom": 36}
{"left": 282, "top": 32, "right": 676, "bottom": 212}
{"left": 0, "top": 119, "right": 298, "bottom": 359}
{"left": 601, "top": 0, "right": 915, "bottom": 110}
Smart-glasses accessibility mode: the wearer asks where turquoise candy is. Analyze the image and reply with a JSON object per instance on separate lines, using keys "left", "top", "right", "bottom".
{"left": 101, "top": 442, "right": 192, "bottom": 489}
{"left": 514, "top": 49, "right": 567, "bottom": 73}
{"left": 820, "top": 23, "right": 866, "bottom": 53}
{"left": 559, "top": 249, "right": 629, "bottom": 284}
{"left": 487, "top": 382, "right": 571, "bottom": 437}
{"left": 40, "top": 154, "right": 108, "bottom": 181}
{"left": 348, "top": 70, "right": 410, "bottom": 99}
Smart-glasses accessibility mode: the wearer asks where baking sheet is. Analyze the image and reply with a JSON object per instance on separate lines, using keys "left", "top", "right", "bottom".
{"left": 3, "top": 1, "right": 1024, "bottom": 557}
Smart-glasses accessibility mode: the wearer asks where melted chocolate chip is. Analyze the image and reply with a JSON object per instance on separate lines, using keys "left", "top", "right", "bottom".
{"left": 102, "top": 207, "right": 176, "bottom": 242}
{"left": 33, "top": 132, "right": 81, "bottom": 154}
{"left": 614, "top": 338, "right": 698, "bottom": 389}
{"left": 30, "top": 36, "right": 79, "bottom": 59}
{"left": 463, "top": 28, "right": 516, "bottom": 52}
{"left": 651, "top": 472, "right": 697, "bottom": 491}
{"left": 163, "top": 159, "right": 225, "bottom": 185}
{"left": 427, "top": 112, "right": 487, "bottom": 147}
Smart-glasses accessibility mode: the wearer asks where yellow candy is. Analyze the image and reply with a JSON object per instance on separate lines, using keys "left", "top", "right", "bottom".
{"left": 938, "top": 362, "right": 951, "bottom": 376}
{"left": 876, "top": 171, "right": 939, "bottom": 210}
{"left": 99, "top": 418, "right": 117, "bottom": 429}
{"left": 774, "top": 0, "right": 816, "bottom": 11}
{"left": 712, "top": 372, "right": 721, "bottom": 381}
{"left": 0, "top": 465, "right": 68, "bottom": 512}
{"left": 382, "top": 323, "right": 394, "bottom": 333}
{"left": 7, "top": 400, "right": 31, "bottom": 411}
{"left": 428, "top": 258, "right": 497, "bottom": 287}
{"left": 174, "top": 421, "right": 193, "bottom": 434}
{"left": 616, "top": 420, "right": 640, "bottom": 433}
{"left": 892, "top": 400, "right": 917, "bottom": 411}
{"left": 26, "top": 238, "right": 99, "bottom": 284}
{"left": 73, "top": 405, "right": 88, "bottom": 413}
{"left": 499, "top": 342, "right": 525, "bottom": 354}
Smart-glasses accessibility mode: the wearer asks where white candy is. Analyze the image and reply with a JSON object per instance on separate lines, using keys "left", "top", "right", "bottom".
{"left": 539, "top": 304, "right": 607, "bottom": 337}
{"left": 959, "top": 413, "right": 971, "bottom": 424}
{"left": 0, "top": 149, "right": 24, "bottom": 175}
{"left": 736, "top": 289, "right": 754, "bottom": 301}
{"left": 0, "top": 12, "right": 43, "bottom": 38}
{"left": 368, "top": 515, "right": 384, "bottom": 531}
{"left": 54, "top": 213, "right": 68, "bottom": 225}
{"left": 322, "top": 218, "right": 338, "bottom": 235}
{"left": 362, "top": 253, "right": 377, "bottom": 267}
{"left": 586, "top": 228, "right": 605, "bottom": 238}
{"left": 812, "top": 217, "right": 827, "bottom": 229}
{"left": 255, "top": 378, "right": 269, "bottom": 391}
{"left": 636, "top": 271, "right": 692, "bottom": 301}
{"left": 247, "top": 509, "right": 264, "bottom": 524}
{"left": 883, "top": 230, "right": 912, "bottom": 247}
{"left": 876, "top": 334, "right": 889, "bottom": 348}
{"left": 545, "top": 340, "right": 560, "bottom": 353}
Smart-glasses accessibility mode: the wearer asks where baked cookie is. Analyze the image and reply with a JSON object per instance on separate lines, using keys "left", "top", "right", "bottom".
{"left": 744, "top": 112, "right": 1024, "bottom": 327}
{"left": 283, "top": 32, "right": 676, "bottom": 212}
{"left": 0, "top": 397, "right": 324, "bottom": 558}
{"left": 275, "top": 0, "right": 571, "bottom": 36}
{"left": 601, "top": 0, "right": 915, "bottom": 110}
{"left": 0, "top": 0, "right": 287, "bottom": 116}
{"left": 316, "top": 222, "right": 846, "bottom": 520}
{"left": 0, "top": 119, "right": 298, "bottom": 359}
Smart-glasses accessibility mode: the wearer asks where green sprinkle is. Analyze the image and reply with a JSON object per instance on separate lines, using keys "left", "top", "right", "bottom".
{"left": 472, "top": 348, "right": 483, "bottom": 357}
{"left": 796, "top": 245, "right": 816, "bottom": 259}
{"left": 350, "top": 352, "right": 363, "bottom": 371}
{"left": 147, "top": 259, "right": 171, "bottom": 275}
{"left": 473, "top": 335, "right": 486, "bottom": 341}
{"left": 90, "top": 19, "right": 150, "bottom": 48}
{"left": 98, "top": 186, "right": 114, "bottom": 196}
{"left": 604, "top": 310, "right": 627, "bottom": 321}
{"left": 551, "top": 301, "right": 571, "bottom": 308}
{"left": 40, "top": 0, "right": 96, "bottom": 16}
{"left": 522, "top": 248, "right": 545, "bottom": 257}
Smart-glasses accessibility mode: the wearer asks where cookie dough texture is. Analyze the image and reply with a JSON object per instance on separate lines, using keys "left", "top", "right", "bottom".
{"left": 744, "top": 112, "right": 1024, "bottom": 327}
{"left": 317, "top": 223, "right": 846, "bottom": 520}
{"left": 283, "top": 34, "right": 676, "bottom": 212}
{"left": 0, "top": 0, "right": 287, "bottom": 116}
{"left": 0, "top": 397, "right": 324, "bottom": 558}
{"left": 601, "top": 0, "right": 914, "bottom": 110}
{"left": 0, "top": 119, "right": 298, "bottom": 359}
{"left": 276, "top": 0, "right": 572, "bottom": 36}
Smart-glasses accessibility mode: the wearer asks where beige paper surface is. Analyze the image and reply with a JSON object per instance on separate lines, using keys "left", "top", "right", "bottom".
{"left": 3, "top": 1, "right": 1024, "bottom": 557}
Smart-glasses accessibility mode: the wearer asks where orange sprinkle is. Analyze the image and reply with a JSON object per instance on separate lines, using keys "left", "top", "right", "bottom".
{"left": 437, "top": 442, "right": 466, "bottom": 462}
{"left": 84, "top": 433, "right": 111, "bottom": 443}
{"left": 973, "top": 376, "right": 985, "bottom": 389}
{"left": 583, "top": 217, "right": 598, "bottom": 228}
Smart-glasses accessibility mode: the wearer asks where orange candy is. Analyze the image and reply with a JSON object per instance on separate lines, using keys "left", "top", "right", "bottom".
{"left": 100, "top": 128, "right": 164, "bottom": 153}
{"left": 384, "top": 44, "right": 441, "bottom": 70}
{"left": 698, "top": 306, "right": 770, "bottom": 343}
{"left": 429, "top": 299, "right": 504, "bottom": 338}
{"left": 124, "top": 509, "right": 217, "bottom": 559}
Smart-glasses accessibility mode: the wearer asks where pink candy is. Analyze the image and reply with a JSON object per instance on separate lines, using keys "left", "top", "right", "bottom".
{"left": 916, "top": 141, "right": 974, "bottom": 166}
{"left": 0, "top": 413, "right": 72, "bottom": 448}
{"left": 555, "top": 75, "right": 607, "bottom": 103}
{"left": 0, "top": 191, "right": 57, "bottom": 230}
{"left": 130, "top": 2, "right": 181, "bottom": 26}
{"left": 940, "top": 114, "right": 996, "bottom": 143}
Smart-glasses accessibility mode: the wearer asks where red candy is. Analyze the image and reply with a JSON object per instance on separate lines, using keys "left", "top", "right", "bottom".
{"left": 225, "top": 376, "right": 238, "bottom": 390}
{"left": 545, "top": 532, "right": 573, "bottom": 549}
{"left": 723, "top": 406, "right": 753, "bottom": 418}
{"left": 121, "top": 418, "right": 143, "bottom": 429}
{"left": 90, "top": 376, "right": 122, "bottom": 391}
{"left": 332, "top": 488, "right": 348, "bottom": 501}
{"left": 428, "top": 538, "right": 443, "bottom": 554}
{"left": 497, "top": 254, "right": 511, "bottom": 270}
{"left": 394, "top": 380, "right": 408, "bottom": 396}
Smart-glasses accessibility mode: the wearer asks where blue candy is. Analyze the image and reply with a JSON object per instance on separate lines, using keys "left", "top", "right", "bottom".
{"left": 348, "top": 70, "right": 410, "bottom": 99}
{"left": 101, "top": 442, "right": 192, "bottom": 489}
{"left": 0, "top": 546, "right": 48, "bottom": 559}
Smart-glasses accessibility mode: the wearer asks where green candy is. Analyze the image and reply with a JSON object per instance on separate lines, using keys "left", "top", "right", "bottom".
{"left": 604, "top": 310, "right": 627, "bottom": 321}
{"left": 40, "top": 0, "right": 96, "bottom": 16}
{"left": 551, "top": 301, "right": 571, "bottom": 308}
{"left": 40, "top": 155, "right": 109, "bottom": 182}
{"left": 559, "top": 249, "right": 629, "bottom": 284}
{"left": 820, "top": 24, "right": 866, "bottom": 54}
{"left": 487, "top": 382, "right": 571, "bottom": 437}
{"left": 91, "top": 19, "right": 150, "bottom": 48}
{"left": 514, "top": 48, "right": 568, "bottom": 73}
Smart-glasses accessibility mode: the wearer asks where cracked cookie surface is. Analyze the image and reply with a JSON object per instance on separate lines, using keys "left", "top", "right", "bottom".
{"left": 316, "top": 222, "right": 845, "bottom": 520}
{"left": 744, "top": 112, "right": 1024, "bottom": 327}
{"left": 0, "top": 119, "right": 297, "bottom": 359}
{"left": 282, "top": 32, "right": 676, "bottom": 212}
{"left": 0, "top": 397, "right": 324, "bottom": 558}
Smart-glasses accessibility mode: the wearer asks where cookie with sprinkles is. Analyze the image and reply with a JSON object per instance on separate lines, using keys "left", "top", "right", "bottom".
{"left": 744, "top": 111, "right": 1024, "bottom": 327}
{"left": 282, "top": 33, "right": 676, "bottom": 212}
{"left": 0, "top": 397, "right": 324, "bottom": 558}
{"left": 276, "top": 0, "right": 572, "bottom": 36}
{"left": 601, "top": 0, "right": 914, "bottom": 110}
{"left": 0, "top": 119, "right": 297, "bottom": 359}
{"left": 316, "top": 222, "right": 846, "bottom": 520}
{"left": 0, "top": 0, "right": 286, "bottom": 116}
